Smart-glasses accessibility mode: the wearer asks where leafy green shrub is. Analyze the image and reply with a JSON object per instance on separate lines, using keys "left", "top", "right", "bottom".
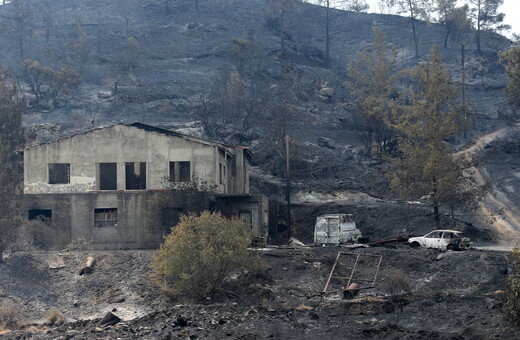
{"left": 151, "top": 211, "right": 264, "bottom": 302}
{"left": 506, "top": 247, "right": 520, "bottom": 324}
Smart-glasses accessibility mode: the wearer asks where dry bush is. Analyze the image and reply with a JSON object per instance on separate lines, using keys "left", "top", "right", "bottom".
{"left": 46, "top": 307, "right": 64, "bottom": 326}
{"left": 383, "top": 268, "right": 412, "bottom": 297}
{"left": 0, "top": 299, "right": 22, "bottom": 330}
{"left": 382, "top": 268, "right": 412, "bottom": 324}
{"left": 14, "top": 220, "right": 67, "bottom": 251}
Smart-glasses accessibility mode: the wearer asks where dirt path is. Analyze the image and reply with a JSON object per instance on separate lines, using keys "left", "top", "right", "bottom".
{"left": 454, "top": 123, "right": 520, "bottom": 159}
{"left": 456, "top": 122, "right": 520, "bottom": 243}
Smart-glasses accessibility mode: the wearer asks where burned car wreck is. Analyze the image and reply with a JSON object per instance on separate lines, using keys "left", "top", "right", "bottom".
{"left": 408, "top": 230, "right": 471, "bottom": 250}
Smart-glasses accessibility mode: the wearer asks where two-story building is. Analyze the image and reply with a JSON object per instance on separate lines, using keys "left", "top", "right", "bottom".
{"left": 23, "top": 123, "right": 273, "bottom": 249}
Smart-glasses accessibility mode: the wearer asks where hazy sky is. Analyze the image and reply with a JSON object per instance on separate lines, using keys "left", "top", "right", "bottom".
{"left": 364, "top": 0, "right": 519, "bottom": 38}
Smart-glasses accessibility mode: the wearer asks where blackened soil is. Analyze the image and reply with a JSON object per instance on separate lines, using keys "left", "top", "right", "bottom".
{"left": 0, "top": 246, "right": 517, "bottom": 339}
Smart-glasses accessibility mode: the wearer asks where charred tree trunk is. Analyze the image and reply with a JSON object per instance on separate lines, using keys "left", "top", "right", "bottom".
{"left": 444, "top": 28, "right": 451, "bottom": 48}
{"left": 432, "top": 177, "right": 440, "bottom": 226}
{"left": 325, "top": 1, "right": 330, "bottom": 64}
{"left": 280, "top": 9, "right": 286, "bottom": 56}
{"left": 0, "top": 233, "right": 4, "bottom": 263}
{"left": 408, "top": 0, "right": 419, "bottom": 58}
{"left": 476, "top": 2, "right": 481, "bottom": 54}
{"left": 433, "top": 202, "right": 440, "bottom": 226}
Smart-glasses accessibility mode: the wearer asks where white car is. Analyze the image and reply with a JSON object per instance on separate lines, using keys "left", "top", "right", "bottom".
{"left": 408, "top": 230, "right": 470, "bottom": 250}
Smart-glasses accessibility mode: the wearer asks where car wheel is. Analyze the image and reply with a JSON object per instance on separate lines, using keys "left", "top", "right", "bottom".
{"left": 410, "top": 242, "right": 420, "bottom": 248}
{"left": 447, "top": 244, "right": 456, "bottom": 251}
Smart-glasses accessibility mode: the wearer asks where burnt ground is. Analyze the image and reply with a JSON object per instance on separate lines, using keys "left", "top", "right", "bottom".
{"left": 290, "top": 202, "right": 497, "bottom": 245}
{"left": 0, "top": 246, "right": 517, "bottom": 339}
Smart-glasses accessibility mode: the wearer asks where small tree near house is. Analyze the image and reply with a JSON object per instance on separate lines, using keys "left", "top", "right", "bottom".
{"left": 0, "top": 73, "right": 25, "bottom": 262}
{"left": 150, "top": 211, "right": 265, "bottom": 303}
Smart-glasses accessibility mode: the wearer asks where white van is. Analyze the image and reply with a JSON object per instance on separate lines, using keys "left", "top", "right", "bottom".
{"left": 314, "top": 214, "right": 362, "bottom": 244}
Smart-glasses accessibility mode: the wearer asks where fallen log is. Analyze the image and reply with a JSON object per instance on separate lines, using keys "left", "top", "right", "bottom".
{"left": 79, "top": 256, "right": 96, "bottom": 276}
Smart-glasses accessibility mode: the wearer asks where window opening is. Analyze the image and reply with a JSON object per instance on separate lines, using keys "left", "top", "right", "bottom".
{"left": 99, "top": 163, "right": 117, "bottom": 190}
{"left": 28, "top": 209, "right": 52, "bottom": 223}
{"left": 125, "top": 162, "right": 146, "bottom": 189}
{"left": 238, "top": 210, "right": 253, "bottom": 227}
{"left": 169, "top": 161, "right": 191, "bottom": 182}
{"left": 48, "top": 163, "right": 70, "bottom": 184}
{"left": 94, "top": 208, "right": 118, "bottom": 228}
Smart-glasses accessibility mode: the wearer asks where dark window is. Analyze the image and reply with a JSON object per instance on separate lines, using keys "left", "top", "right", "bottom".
{"left": 238, "top": 210, "right": 253, "bottom": 227}
{"left": 426, "top": 231, "right": 441, "bottom": 238}
{"left": 28, "top": 209, "right": 52, "bottom": 223}
{"left": 169, "top": 161, "right": 191, "bottom": 182}
{"left": 99, "top": 163, "right": 117, "bottom": 190}
{"left": 48, "top": 163, "right": 70, "bottom": 184}
{"left": 125, "top": 162, "right": 146, "bottom": 189}
{"left": 94, "top": 208, "right": 118, "bottom": 228}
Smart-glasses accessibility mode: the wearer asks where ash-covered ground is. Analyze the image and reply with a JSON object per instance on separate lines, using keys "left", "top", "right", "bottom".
{"left": 0, "top": 246, "right": 516, "bottom": 339}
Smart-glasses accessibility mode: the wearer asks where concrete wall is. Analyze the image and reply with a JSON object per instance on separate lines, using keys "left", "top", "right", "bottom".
{"left": 214, "top": 194, "right": 269, "bottom": 238}
{"left": 24, "top": 124, "right": 248, "bottom": 195}
{"left": 24, "top": 191, "right": 214, "bottom": 249}
{"left": 22, "top": 124, "right": 268, "bottom": 249}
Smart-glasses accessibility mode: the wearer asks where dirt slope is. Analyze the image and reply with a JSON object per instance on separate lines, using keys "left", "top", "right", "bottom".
{"left": 0, "top": 247, "right": 515, "bottom": 339}
{"left": 454, "top": 123, "right": 520, "bottom": 243}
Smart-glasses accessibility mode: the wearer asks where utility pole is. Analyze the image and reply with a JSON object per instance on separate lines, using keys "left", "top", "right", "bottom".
{"left": 285, "top": 135, "right": 291, "bottom": 239}
{"left": 461, "top": 42, "right": 467, "bottom": 138}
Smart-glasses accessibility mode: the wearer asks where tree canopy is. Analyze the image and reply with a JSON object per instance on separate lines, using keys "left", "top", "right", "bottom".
{"left": 345, "top": 28, "right": 398, "bottom": 156}
{"left": 499, "top": 46, "right": 520, "bottom": 109}
{"left": 467, "top": 0, "right": 509, "bottom": 53}
{"left": 435, "top": 0, "right": 472, "bottom": 48}
{"left": 0, "top": 72, "right": 24, "bottom": 261}
{"left": 389, "top": 47, "right": 468, "bottom": 224}
{"left": 383, "top": 0, "right": 432, "bottom": 58}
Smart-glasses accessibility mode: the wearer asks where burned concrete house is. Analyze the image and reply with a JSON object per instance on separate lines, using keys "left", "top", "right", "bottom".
{"left": 23, "top": 123, "right": 272, "bottom": 249}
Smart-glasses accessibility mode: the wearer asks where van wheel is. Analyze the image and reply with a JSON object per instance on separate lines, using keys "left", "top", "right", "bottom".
{"left": 410, "top": 242, "right": 420, "bottom": 248}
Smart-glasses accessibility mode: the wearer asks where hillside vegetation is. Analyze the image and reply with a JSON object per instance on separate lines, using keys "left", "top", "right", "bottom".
{"left": 0, "top": 0, "right": 518, "bottom": 240}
